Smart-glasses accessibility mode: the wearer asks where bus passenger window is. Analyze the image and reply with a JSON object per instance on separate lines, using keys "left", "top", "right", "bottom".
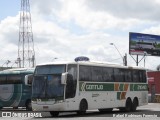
{"left": 114, "top": 68, "right": 124, "bottom": 82}
{"left": 79, "top": 66, "right": 91, "bottom": 81}
{"left": 103, "top": 67, "right": 114, "bottom": 82}
{"left": 91, "top": 67, "right": 103, "bottom": 82}
{"left": 0, "top": 76, "right": 7, "bottom": 84}
{"left": 140, "top": 70, "right": 147, "bottom": 83}
{"left": 142, "top": 71, "right": 147, "bottom": 83}
{"left": 132, "top": 70, "right": 139, "bottom": 82}
{"left": 124, "top": 70, "right": 132, "bottom": 82}
{"left": 7, "top": 75, "right": 22, "bottom": 84}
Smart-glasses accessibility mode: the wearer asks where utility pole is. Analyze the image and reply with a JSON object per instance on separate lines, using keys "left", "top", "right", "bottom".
{"left": 123, "top": 53, "right": 127, "bottom": 66}
{"left": 18, "top": 0, "right": 35, "bottom": 68}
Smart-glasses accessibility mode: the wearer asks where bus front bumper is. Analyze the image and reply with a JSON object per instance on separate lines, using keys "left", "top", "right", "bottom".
{"left": 32, "top": 101, "right": 68, "bottom": 112}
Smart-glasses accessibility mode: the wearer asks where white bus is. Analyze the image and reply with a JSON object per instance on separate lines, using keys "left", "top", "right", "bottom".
{"left": 135, "top": 42, "right": 155, "bottom": 50}
{"left": 30, "top": 57, "right": 148, "bottom": 116}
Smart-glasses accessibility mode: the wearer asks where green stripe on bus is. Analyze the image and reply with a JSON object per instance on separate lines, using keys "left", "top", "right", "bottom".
{"left": 130, "top": 84, "right": 148, "bottom": 91}
{"left": 79, "top": 82, "right": 148, "bottom": 92}
{"left": 119, "top": 84, "right": 124, "bottom": 91}
{"left": 130, "top": 84, "right": 134, "bottom": 91}
{"left": 117, "top": 92, "right": 121, "bottom": 100}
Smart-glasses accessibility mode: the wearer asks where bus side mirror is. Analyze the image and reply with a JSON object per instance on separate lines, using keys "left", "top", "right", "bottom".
{"left": 61, "top": 73, "right": 67, "bottom": 84}
{"left": 25, "top": 74, "right": 33, "bottom": 86}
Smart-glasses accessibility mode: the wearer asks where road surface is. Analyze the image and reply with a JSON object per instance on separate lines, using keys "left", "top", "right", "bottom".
{"left": 0, "top": 103, "right": 160, "bottom": 120}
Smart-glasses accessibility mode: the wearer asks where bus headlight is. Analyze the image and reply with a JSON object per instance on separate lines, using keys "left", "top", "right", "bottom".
{"left": 32, "top": 100, "right": 37, "bottom": 104}
{"left": 55, "top": 100, "right": 63, "bottom": 104}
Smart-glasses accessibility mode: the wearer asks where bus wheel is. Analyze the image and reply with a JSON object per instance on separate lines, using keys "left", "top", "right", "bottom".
{"left": 132, "top": 98, "right": 138, "bottom": 112}
{"left": 50, "top": 111, "right": 59, "bottom": 117}
{"left": 77, "top": 99, "right": 88, "bottom": 115}
{"left": 26, "top": 100, "right": 32, "bottom": 111}
{"left": 125, "top": 98, "right": 132, "bottom": 112}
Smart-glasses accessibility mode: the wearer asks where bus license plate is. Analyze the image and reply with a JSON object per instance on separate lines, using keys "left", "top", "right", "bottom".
{"left": 43, "top": 106, "right": 49, "bottom": 109}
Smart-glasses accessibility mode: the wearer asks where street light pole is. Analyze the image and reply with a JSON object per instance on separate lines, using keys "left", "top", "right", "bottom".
{"left": 110, "top": 43, "right": 127, "bottom": 66}
{"left": 110, "top": 43, "right": 123, "bottom": 59}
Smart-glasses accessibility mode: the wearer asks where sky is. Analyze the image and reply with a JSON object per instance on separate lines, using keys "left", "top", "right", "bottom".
{"left": 1, "top": 0, "right": 160, "bottom": 70}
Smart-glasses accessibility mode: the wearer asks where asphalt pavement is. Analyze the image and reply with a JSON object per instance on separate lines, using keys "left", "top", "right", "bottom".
{"left": 0, "top": 103, "right": 160, "bottom": 120}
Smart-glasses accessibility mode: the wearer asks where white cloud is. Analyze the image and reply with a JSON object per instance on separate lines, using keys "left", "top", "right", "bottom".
{"left": 31, "top": 0, "right": 61, "bottom": 16}
{"left": 142, "top": 25, "right": 160, "bottom": 35}
{"left": 0, "top": 15, "right": 19, "bottom": 65}
{"left": 0, "top": 16, "right": 19, "bottom": 44}
{"left": 87, "top": 0, "right": 160, "bottom": 21}
{"left": 54, "top": 0, "right": 144, "bottom": 31}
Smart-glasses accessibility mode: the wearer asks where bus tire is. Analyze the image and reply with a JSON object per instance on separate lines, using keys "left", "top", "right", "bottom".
{"left": 125, "top": 98, "right": 132, "bottom": 112}
{"left": 26, "top": 99, "right": 32, "bottom": 111}
{"left": 50, "top": 111, "right": 59, "bottom": 117}
{"left": 132, "top": 97, "right": 138, "bottom": 112}
{"left": 77, "top": 99, "right": 88, "bottom": 115}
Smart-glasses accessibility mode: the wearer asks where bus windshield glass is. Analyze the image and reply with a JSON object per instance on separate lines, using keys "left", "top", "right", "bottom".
{"left": 32, "top": 65, "right": 66, "bottom": 99}
{"left": 34, "top": 65, "right": 65, "bottom": 75}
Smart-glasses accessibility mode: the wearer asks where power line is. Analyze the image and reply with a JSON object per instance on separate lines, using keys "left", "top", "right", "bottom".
{"left": 108, "top": 58, "right": 122, "bottom": 62}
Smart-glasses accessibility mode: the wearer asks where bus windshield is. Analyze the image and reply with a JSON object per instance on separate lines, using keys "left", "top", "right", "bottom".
{"left": 32, "top": 65, "right": 65, "bottom": 99}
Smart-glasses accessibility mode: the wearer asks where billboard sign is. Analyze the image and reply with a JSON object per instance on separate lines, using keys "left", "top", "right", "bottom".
{"left": 129, "top": 32, "right": 160, "bottom": 56}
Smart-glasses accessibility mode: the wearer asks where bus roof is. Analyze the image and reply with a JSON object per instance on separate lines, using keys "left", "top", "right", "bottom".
{"left": 0, "top": 68, "right": 35, "bottom": 75}
{"left": 36, "top": 61, "right": 146, "bottom": 70}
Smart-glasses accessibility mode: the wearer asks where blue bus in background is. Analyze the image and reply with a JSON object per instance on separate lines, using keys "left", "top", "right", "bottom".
{"left": 0, "top": 68, "right": 34, "bottom": 110}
